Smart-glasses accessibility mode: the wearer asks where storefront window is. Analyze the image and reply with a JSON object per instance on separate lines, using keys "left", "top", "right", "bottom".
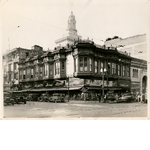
{"left": 95, "top": 60, "right": 98, "bottom": 73}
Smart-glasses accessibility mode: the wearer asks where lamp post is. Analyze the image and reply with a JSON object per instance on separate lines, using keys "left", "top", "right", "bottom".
{"left": 67, "top": 76, "right": 70, "bottom": 102}
{"left": 100, "top": 68, "right": 107, "bottom": 102}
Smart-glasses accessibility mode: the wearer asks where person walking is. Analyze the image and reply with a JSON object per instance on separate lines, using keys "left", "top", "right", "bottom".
{"left": 115, "top": 93, "right": 119, "bottom": 102}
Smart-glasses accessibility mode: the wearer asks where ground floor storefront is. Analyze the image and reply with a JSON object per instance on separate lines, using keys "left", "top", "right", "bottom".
{"left": 10, "top": 77, "right": 131, "bottom": 101}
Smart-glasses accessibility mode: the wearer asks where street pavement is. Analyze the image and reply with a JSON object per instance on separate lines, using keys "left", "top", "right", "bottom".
{"left": 4, "top": 100, "right": 147, "bottom": 119}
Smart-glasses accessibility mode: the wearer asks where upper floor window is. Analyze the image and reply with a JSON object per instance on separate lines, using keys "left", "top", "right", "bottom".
{"left": 126, "top": 66, "right": 130, "bottom": 77}
{"left": 117, "top": 64, "right": 121, "bottom": 76}
{"left": 55, "top": 62, "right": 60, "bottom": 75}
{"left": 133, "top": 69, "right": 138, "bottom": 78}
{"left": 8, "top": 64, "right": 12, "bottom": 71}
{"left": 107, "top": 62, "right": 111, "bottom": 74}
{"left": 50, "top": 65, "right": 53, "bottom": 75}
{"left": 89, "top": 58, "right": 92, "bottom": 72}
{"left": 95, "top": 60, "right": 98, "bottom": 73}
{"left": 79, "top": 58, "right": 83, "bottom": 71}
{"left": 31, "top": 68, "right": 33, "bottom": 78}
{"left": 39, "top": 66, "right": 42, "bottom": 77}
{"left": 84, "top": 58, "right": 87, "bottom": 71}
{"left": 23, "top": 70, "right": 26, "bottom": 79}
{"left": 123, "top": 65, "right": 125, "bottom": 76}
{"left": 112, "top": 63, "right": 116, "bottom": 75}
{"left": 100, "top": 61, "right": 104, "bottom": 73}
{"left": 44, "top": 64, "right": 48, "bottom": 76}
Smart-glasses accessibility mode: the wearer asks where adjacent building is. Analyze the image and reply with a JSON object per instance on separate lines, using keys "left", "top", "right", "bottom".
{"left": 2, "top": 45, "right": 43, "bottom": 91}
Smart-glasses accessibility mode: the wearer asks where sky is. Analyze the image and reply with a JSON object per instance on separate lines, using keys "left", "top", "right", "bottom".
{"left": 0, "top": 0, "right": 149, "bottom": 53}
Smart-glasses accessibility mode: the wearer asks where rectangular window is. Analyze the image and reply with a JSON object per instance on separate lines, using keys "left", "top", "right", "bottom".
{"left": 100, "top": 61, "right": 103, "bottom": 72}
{"left": 95, "top": 60, "right": 98, "bottom": 73}
{"left": 133, "top": 69, "right": 138, "bottom": 78}
{"left": 39, "top": 66, "right": 42, "bottom": 77}
{"left": 79, "top": 58, "right": 83, "bottom": 71}
{"left": 112, "top": 63, "right": 116, "bottom": 75}
{"left": 89, "top": 58, "right": 92, "bottom": 72}
{"left": 27, "top": 68, "right": 30, "bottom": 78}
{"left": 31, "top": 69, "right": 33, "bottom": 78}
{"left": 50, "top": 65, "right": 53, "bottom": 75}
{"left": 123, "top": 65, "right": 125, "bottom": 76}
{"left": 9, "top": 64, "right": 12, "bottom": 71}
{"left": 19, "top": 70, "right": 22, "bottom": 79}
{"left": 126, "top": 66, "right": 130, "bottom": 77}
{"left": 84, "top": 58, "right": 87, "bottom": 71}
{"left": 36, "top": 66, "right": 38, "bottom": 77}
{"left": 45, "top": 64, "right": 48, "bottom": 76}
{"left": 14, "top": 73, "right": 18, "bottom": 80}
{"left": 117, "top": 64, "right": 120, "bottom": 76}
{"left": 23, "top": 70, "right": 26, "bottom": 79}
{"left": 55, "top": 62, "right": 60, "bottom": 75}
{"left": 107, "top": 62, "right": 111, "bottom": 74}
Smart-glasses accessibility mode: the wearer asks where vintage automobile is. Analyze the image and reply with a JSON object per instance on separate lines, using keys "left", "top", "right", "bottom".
{"left": 38, "top": 93, "right": 50, "bottom": 102}
{"left": 117, "top": 93, "right": 135, "bottom": 103}
{"left": 107, "top": 93, "right": 116, "bottom": 101}
{"left": 49, "top": 93, "right": 65, "bottom": 103}
{"left": 4, "top": 91, "right": 15, "bottom": 106}
{"left": 14, "top": 92, "right": 27, "bottom": 104}
{"left": 26, "top": 93, "right": 41, "bottom": 101}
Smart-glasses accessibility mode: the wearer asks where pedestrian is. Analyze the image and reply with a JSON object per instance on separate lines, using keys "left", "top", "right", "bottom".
{"left": 115, "top": 93, "right": 118, "bottom": 102}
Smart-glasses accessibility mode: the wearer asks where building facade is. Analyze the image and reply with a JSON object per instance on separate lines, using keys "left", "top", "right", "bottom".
{"left": 2, "top": 45, "right": 43, "bottom": 91}
{"left": 2, "top": 12, "right": 147, "bottom": 99}
{"left": 17, "top": 39, "right": 132, "bottom": 99}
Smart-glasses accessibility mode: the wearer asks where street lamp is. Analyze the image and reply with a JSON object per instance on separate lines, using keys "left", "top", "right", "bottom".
{"left": 67, "top": 76, "right": 70, "bottom": 102}
{"left": 100, "top": 68, "right": 107, "bottom": 102}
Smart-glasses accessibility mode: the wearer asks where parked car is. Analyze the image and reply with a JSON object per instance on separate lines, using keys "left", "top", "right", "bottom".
{"left": 107, "top": 93, "right": 116, "bottom": 101}
{"left": 49, "top": 93, "right": 65, "bottom": 103}
{"left": 26, "top": 93, "right": 41, "bottom": 101}
{"left": 4, "top": 91, "right": 15, "bottom": 106}
{"left": 117, "top": 93, "right": 135, "bottom": 103}
{"left": 38, "top": 93, "right": 50, "bottom": 102}
{"left": 14, "top": 92, "right": 27, "bottom": 104}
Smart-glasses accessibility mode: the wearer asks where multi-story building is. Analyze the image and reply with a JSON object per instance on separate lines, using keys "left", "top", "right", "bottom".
{"left": 3, "top": 12, "right": 147, "bottom": 100}
{"left": 104, "top": 34, "right": 147, "bottom": 95}
{"left": 18, "top": 39, "right": 132, "bottom": 100}
{"left": 2, "top": 45, "right": 43, "bottom": 91}
{"left": 104, "top": 34, "right": 147, "bottom": 61}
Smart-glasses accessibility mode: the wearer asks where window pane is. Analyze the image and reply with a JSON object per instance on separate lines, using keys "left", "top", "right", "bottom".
{"left": 95, "top": 60, "right": 98, "bottom": 73}
{"left": 79, "top": 58, "right": 83, "bottom": 71}
{"left": 89, "top": 58, "right": 92, "bottom": 71}
{"left": 84, "top": 58, "right": 87, "bottom": 71}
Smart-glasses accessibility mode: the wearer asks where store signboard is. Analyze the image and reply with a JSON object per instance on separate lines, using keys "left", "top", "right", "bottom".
{"left": 118, "top": 80, "right": 130, "bottom": 87}
{"left": 66, "top": 77, "right": 84, "bottom": 87}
